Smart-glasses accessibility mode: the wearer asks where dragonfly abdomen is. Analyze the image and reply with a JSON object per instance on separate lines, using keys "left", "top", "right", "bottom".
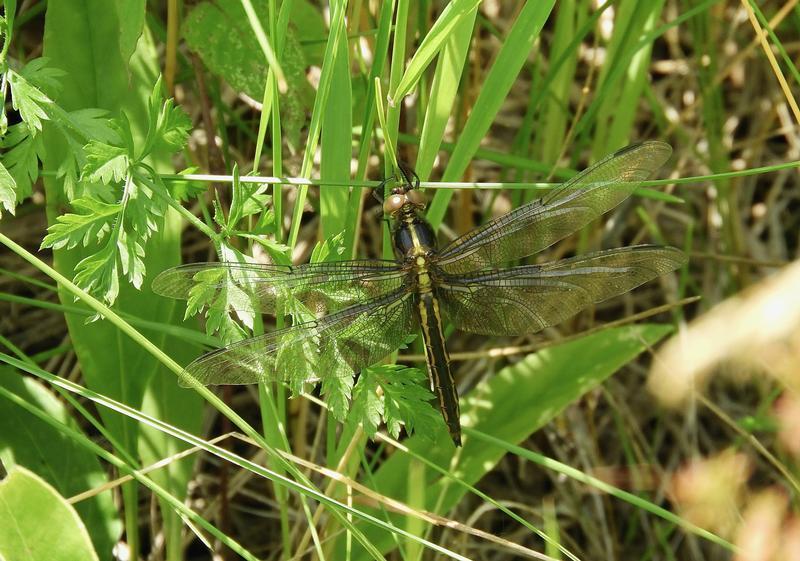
{"left": 414, "top": 290, "right": 461, "bottom": 446}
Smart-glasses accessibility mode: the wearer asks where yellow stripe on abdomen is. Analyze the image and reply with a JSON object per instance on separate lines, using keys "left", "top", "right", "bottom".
{"left": 416, "top": 292, "right": 461, "bottom": 446}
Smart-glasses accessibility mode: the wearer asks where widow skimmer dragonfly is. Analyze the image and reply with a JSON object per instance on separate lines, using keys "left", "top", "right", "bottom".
{"left": 153, "top": 141, "right": 686, "bottom": 446}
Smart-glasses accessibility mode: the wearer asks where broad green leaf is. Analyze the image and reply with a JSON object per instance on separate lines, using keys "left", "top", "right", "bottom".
{"left": 182, "top": 0, "right": 319, "bottom": 101}
{"left": 65, "top": 109, "right": 119, "bottom": 145}
{"left": 38, "top": 0, "right": 122, "bottom": 487}
{"left": 0, "top": 371, "right": 121, "bottom": 558}
{"left": 289, "top": 0, "right": 327, "bottom": 61}
{"left": 0, "top": 466, "right": 100, "bottom": 561}
{"left": 426, "top": 1, "right": 557, "bottom": 228}
{"left": 343, "top": 324, "right": 674, "bottom": 559}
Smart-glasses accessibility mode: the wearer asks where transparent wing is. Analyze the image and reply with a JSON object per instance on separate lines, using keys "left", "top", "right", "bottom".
{"left": 435, "top": 142, "right": 673, "bottom": 274}
{"left": 179, "top": 289, "right": 416, "bottom": 387}
{"left": 152, "top": 260, "right": 406, "bottom": 316}
{"left": 436, "top": 245, "right": 685, "bottom": 336}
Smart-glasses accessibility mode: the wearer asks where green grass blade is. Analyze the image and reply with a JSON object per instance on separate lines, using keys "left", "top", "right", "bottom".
{"left": 287, "top": 0, "right": 347, "bottom": 249}
{"left": 589, "top": 0, "right": 666, "bottom": 156}
{"left": 390, "top": 0, "right": 481, "bottom": 103}
{"left": 415, "top": 8, "right": 477, "bottom": 180}
{"left": 426, "top": 1, "right": 557, "bottom": 228}
{"left": 537, "top": 0, "right": 580, "bottom": 164}
{"left": 241, "top": 0, "right": 287, "bottom": 92}
{"left": 320, "top": 5, "right": 352, "bottom": 241}
{"left": 346, "top": 0, "right": 398, "bottom": 257}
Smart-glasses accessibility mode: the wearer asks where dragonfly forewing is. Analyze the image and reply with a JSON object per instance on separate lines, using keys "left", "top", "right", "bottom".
{"left": 435, "top": 142, "right": 673, "bottom": 274}
{"left": 436, "top": 245, "right": 686, "bottom": 336}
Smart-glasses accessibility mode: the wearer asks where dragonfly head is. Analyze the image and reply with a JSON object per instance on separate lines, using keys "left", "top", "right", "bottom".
{"left": 383, "top": 185, "right": 425, "bottom": 215}
{"left": 381, "top": 162, "right": 425, "bottom": 216}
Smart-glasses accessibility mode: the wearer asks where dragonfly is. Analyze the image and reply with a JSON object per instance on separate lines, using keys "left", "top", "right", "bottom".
{"left": 153, "top": 141, "right": 686, "bottom": 446}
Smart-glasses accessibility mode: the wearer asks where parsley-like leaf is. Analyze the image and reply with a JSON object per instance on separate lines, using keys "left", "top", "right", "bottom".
{"left": 321, "top": 361, "right": 355, "bottom": 421}
{"left": 73, "top": 243, "right": 121, "bottom": 306}
{"left": 310, "top": 231, "right": 346, "bottom": 263}
{"left": 8, "top": 68, "right": 53, "bottom": 133}
{"left": 41, "top": 198, "right": 121, "bottom": 250}
{"left": 154, "top": 100, "right": 191, "bottom": 153}
{"left": 348, "top": 365, "right": 440, "bottom": 441}
{"left": 41, "top": 79, "right": 192, "bottom": 306}
{"left": 167, "top": 168, "right": 206, "bottom": 202}
{"left": 1, "top": 124, "right": 44, "bottom": 202}
{"left": 82, "top": 140, "right": 129, "bottom": 184}
{"left": 351, "top": 373, "right": 383, "bottom": 437}
{"left": 184, "top": 244, "right": 258, "bottom": 340}
{"left": 0, "top": 162, "right": 16, "bottom": 217}
{"left": 117, "top": 229, "right": 147, "bottom": 289}
{"left": 142, "top": 78, "right": 192, "bottom": 155}
{"left": 377, "top": 365, "right": 439, "bottom": 440}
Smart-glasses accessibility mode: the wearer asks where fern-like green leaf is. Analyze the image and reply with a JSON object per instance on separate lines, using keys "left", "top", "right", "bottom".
{"left": 82, "top": 141, "right": 129, "bottom": 184}
{"left": 73, "top": 243, "right": 121, "bottom": 305}
{"left": 41, "top": 198, "right": 121, "bottom": 250}
{"left": 321, "top": 362, "right": 355, "bottom": 422}
{"left": 377, "top": 366, "right": 438, "bottom": 440}
{"left": 0, "top": 124, "right": 44, "bottom": 201}
{"left": 125, "top": 174, "right": 168, "bottom": 240}
{"left": 117, "top": 229, "right": 146, "bottom": 289}
{"left": 0, "top": 162, "right": 17, "bottom": 217}
{"left": 8, "top": 69, "right": 52, "bottom": 133}
{"left": 351, "top": 372, "right": 383, "bottom": 438}
{"left": 154, "top": 101, "right": 192, "bottom": 153}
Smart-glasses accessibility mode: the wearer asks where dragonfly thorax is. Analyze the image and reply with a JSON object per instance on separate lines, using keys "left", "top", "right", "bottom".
{"left": 392, "top": 208, "right": 438, "bottom": 261}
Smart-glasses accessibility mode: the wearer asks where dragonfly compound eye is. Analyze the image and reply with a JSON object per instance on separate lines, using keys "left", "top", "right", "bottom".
{"left": 383, "top": 193, "right": 407, "bottom": 214}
